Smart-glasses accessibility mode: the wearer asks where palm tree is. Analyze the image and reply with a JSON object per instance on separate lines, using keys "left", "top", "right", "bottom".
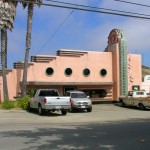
{"left": 0, "top": 0, "right": 17, "bottom": 100}
{"left": 21, "top": 0, "right": 42, "bottom": 97}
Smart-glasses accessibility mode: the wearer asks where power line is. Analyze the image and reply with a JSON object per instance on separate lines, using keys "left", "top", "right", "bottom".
{"left": 37, "top": 1, "right": 78, "bottom": 54}
{"left": 45, "top": 0, "right": 150, "bottom": 17}
{"left": 37, "top": 10, "right": 74, "bottom": 54}
{"left": 12, "top": 0, "right": 150, "bottom": 20}
{"left": 114, "top": 0, "right": 150, "bottom": 8}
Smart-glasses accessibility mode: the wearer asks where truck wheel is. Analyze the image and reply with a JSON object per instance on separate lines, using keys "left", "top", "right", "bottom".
{"left": 38, "top": 104, "right": 45, "bottom": 115}
{"left": 87, "top": 107, "right": 92, "bottom": 112}
{"left": 119, "top": 100, "right": 125, "bottom": 107}
{"left": 61, "top": 110, "right": 67, "bottom": 115}
{"left": 139, "top": 103, "right": 146, "bottom": 110}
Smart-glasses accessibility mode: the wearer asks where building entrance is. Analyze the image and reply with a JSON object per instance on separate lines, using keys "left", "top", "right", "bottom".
{"left": 63, "top": 86, "right": 77, "bottom": 95}
{"left": 81, "top": 89, "right": 107, "bottom": 98}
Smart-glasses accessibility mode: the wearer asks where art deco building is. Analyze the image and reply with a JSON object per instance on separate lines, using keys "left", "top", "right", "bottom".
{"left": 0, "top": 29, "right": 142, "bottom": 102}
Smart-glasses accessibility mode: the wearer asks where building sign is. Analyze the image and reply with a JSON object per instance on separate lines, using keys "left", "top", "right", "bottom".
{"left": 144, "top": 75, "right": 150, "bottom": 82}
{"left": 132, "top": 85, "right": 140, "bottom": 91}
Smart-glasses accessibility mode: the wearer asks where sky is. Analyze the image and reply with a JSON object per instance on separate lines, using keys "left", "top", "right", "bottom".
{"left": 5, "top": 0, "right": 150, "bottom": 68}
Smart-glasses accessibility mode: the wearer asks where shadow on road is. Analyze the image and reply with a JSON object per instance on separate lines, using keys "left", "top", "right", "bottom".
{"left": 1, "top": 120, "right": 150, "bottom": 150}
{"left": 27, "top": 108, "right": 90, "bottom": 117}
{"left": 114, "top": 103, "right": 150, "bottom": 111}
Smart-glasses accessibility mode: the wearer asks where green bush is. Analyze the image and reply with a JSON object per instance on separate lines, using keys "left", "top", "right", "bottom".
{"left": 17, "top": 96, "right": 30, "bottom": 110}
{"left": 28, "top": 89, "right": 36, "bottom": 97}
{"left": 0, "top": 103, "right": 2, "bottom": 109}
{"left": 2, "top": 100, "right": 14, "bottom": 110}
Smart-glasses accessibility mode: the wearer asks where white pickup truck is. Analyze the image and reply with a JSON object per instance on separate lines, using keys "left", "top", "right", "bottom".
{"left": 119, "top": 90, "right": 150, "bottom": 110}
{"left": 27, "top": 89, "right": 70, "bottom": 115}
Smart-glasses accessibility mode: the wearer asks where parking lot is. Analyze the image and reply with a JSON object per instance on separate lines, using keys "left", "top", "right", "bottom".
{"left": 0, "top": 104, "right": 150, "bottom": 127}
{"left": 1, "top": 104, "right": 150, "bottom": 150}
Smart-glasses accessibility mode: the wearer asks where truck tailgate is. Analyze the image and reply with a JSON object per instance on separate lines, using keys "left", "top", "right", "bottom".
{"left": 45, "top": 96, "right": 70, "bottom": 106}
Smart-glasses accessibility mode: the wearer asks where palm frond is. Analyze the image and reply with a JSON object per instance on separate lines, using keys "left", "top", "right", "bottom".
{"left": 21, "top": 0, "right": 42, "bottom": 8}
{"left": 0, "top": 0, "right": 17, "bottom": 31}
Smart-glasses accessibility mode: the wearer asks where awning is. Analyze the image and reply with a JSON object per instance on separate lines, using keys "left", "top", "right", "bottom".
{"left": 27, "top": 81, "right": 113, "bottom": 86}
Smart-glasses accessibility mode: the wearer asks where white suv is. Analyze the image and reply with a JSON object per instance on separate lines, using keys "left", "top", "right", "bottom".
{"left": 65, "top": 90, "right": 92, "bottom": 112}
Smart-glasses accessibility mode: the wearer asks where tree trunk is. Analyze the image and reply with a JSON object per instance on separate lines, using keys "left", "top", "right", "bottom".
{"left": 21, "top": 3, "right": 33, "bottom": 97}
{"left": 1, "top": 29, "right": 9, "bottom": 100}
{"left": 5, "top": 32, "right": 7, "bottom": 68}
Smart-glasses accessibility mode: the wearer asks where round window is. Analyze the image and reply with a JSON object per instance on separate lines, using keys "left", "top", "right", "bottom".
{"left": 100, "top": 69, "right": 107, "bottom": 77}
{"left": 65, "top": 68, "right": 72, "bottom": 76}
{"left": 46, "top": 67, "right": 54, "bottom": 76}
{"left": 83, "top": 68, "right": 90, "bottom": 77}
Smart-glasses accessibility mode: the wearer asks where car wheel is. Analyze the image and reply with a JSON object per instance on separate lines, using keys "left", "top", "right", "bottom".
{"left": 119, "top": 100, "right": 125, "bottom": 107}
{"left": 139, "top": 103, "right": 146, "bottom": 110}
{"left": 61, "top": 110, "right": 67, "bottom": 115}
{"left": 38, "top": 104, "right": 44, "bottom": 115}
{"left": 87, "top": 107, "right": 92, "bottom": 112}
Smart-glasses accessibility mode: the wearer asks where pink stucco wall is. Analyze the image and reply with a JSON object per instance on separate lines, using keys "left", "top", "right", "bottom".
{"left": 128, "top": 54, "right": 142, "bottom": 91}
{"left": 105, "top": 43, "right": 120, "bottom": 100}
{"left": 27, "top": 52, "right": 113, "bottom": 83}
{"left": 0, "top": 50, "right": 141, "bottom": 102}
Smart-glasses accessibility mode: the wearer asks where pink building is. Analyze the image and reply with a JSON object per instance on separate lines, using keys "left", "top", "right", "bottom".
{"left": 0, "top": 29, "right": 142, "bottom": 102}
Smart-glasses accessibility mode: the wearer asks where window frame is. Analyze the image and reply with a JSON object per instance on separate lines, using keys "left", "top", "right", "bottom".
{"left": 64, "top": 68, "right": 73, "bottom": 77}
{"left": 100, "top": 68, "right": 107, "bottom": 77}
{"left": 83, "top": 68, "right": 90, "bottom": 77}
{"left": 45, "top": 67, "right": 54, "bottom": 76}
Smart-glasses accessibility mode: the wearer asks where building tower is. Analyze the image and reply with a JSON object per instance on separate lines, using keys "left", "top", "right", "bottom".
{"left": 105, "top": 29, "right": 128, "bottom": 99}
{"left": 119, "top": 30, "right": 128, "bottom": 96}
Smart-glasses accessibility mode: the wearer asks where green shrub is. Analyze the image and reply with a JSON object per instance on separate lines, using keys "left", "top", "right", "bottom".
{"left": 17, "top": 96, "right": 30, "bottom": 110}
{"left": 28, "top": 89, "right": 36, "bottom": 97}
{"left": 0, "top": 103, "right": 2, "bottom": 109}
{"left": 2, "top": 100, "right": 14, "bottom": 110}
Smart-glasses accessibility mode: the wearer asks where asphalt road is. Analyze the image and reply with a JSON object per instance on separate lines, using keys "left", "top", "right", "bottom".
{"left": 0, "top": 104, "right": 150, "bottom": 150}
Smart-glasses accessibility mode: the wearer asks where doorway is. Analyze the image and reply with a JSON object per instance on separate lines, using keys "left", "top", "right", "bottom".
{"left": 63, "top": 86, "right": 77, "bottom": 95}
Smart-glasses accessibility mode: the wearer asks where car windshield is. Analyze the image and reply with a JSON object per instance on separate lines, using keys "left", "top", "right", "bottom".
{"left": 71, "top": 93, "right": 86, "bottom": 98}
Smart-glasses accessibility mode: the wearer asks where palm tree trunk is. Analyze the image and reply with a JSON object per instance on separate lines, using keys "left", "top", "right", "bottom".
{"left": 21, "top": 3, "right": 33, "bottom": 97}
{"left": 1, "top": 29, "right": 9, "bottom": 100}
{"left": 5, "top": 32, "right": 7, "bottom": 68}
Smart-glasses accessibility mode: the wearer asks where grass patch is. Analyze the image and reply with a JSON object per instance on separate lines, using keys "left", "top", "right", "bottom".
{"left": 1, "top": 100, "right": 14, "bottom": 110}
{"left": 0, "top": 103, "right": 2, "bottom": 109}
{"left": 0, "top": 96, "right": 30, "bottom": 110}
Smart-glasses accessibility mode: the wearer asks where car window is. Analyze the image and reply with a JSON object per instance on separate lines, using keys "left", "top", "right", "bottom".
{"left": 50, "top": 90, "right": 59, "bottom": 96}
{"left": 39, "top": 90, "right": 59, "bottom": 96}
{"left": 39, "top": 91, "right": 46, "bottom": 96}
{"left": 71, "top": 93, "right": 86, "bottom": 98}
{"left": 136, "top": 92, "right": 144, "bottom": 95}
{"left": 128, "top": 92, "right": 133, "bottom": 96}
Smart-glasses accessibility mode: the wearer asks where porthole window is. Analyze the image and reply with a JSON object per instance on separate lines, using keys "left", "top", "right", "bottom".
{"left": 83, "top": 68, "right": 90, "bottom": 77}
{"left": 46, "top": 67, "right": 54, "bottom": 76}
{"left": 65, "top": 68, "right": 72, "bottom": 76}
{"left": 100, "top": 69, "right": 107, "bottom": 77}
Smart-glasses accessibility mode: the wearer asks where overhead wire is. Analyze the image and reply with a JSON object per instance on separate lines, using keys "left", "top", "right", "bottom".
{"left": 36, "top": 10, "right": 74, "bottom": 54}
{"left": 114, "top": 0, "right": 150, "bottom": 8}
{"left": 12, "top": 0, "right": 150, "bottom": 20}
{"left": 11, "top": 0, "right": 150, "bottom": 54}
{"left": 37, "top": 0, "right": 150, "bottom": 54}
{"left": 45, "top": 0, "right": 150, "bottom": 17}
